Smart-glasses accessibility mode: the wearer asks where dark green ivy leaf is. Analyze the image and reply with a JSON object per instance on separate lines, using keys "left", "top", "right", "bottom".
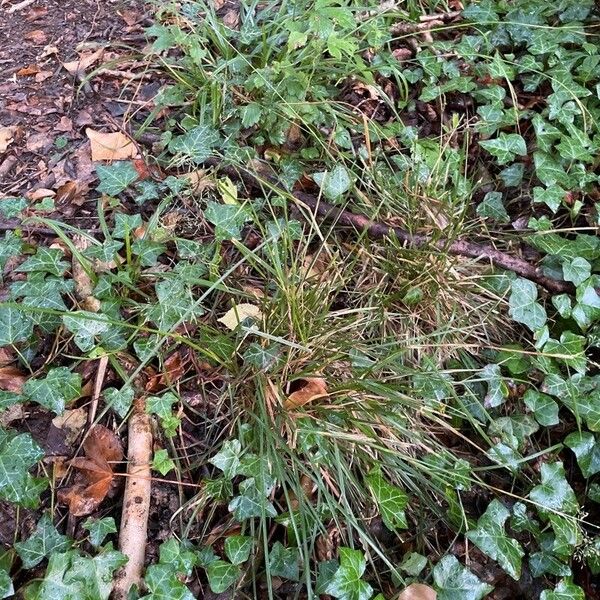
{"left": 15, "top": 514, "right": 70, "bottom": 568}
{"left": 96, "top": 162, "right": 139, "bottom": 196}
{"left": 433, "top": 555, "right": 493, "bottom": 600}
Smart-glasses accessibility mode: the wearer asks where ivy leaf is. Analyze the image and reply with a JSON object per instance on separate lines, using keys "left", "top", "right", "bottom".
{"left": 540, "top": 579, "right": 585, "bottom": 600}
{"left": 104, "top": 386, "right": 134, "bottom": 419}
{"left": 0, "top": 232, "right": 22, "bottom": 272}
{"left": 96, "top": 161, "right": 139, "bottom": 196}
{"left": 144, "top": 563, "right": 196, "bottom": 599}
{"left": 15, "top": 514, "right": 70, "bottom": 568}
{"left": 224, "top": 535, "right": 253, "bottom": 566}
{"left": 533, "top": 186, "right": 565, "bottom": 213}
{"left": 228, "top": 478, "right": 277, "bottom": 521}
{"left": 158, "top": 538, "right": 197, "bottom": 577}
{"left": 476, "top": 192, "right": 509, "bottom": 223}
{"left": 400, "top": 552, "right": 427, "bottom": 576}
{"left": 83, "top": 517, "right": 117, "bottom": 548}
{"left": 168, "top": 125, "right": 220, "bottom": 163}
{"left": 152, "top": 449, "right": 176, "bottom": 476}
{"left": 268, "top": 542, "right": 299, "bottom": 581}
{"left": 508, "top": 278, "right": 547, "bottom": 331}
{"left": 562, "top": 257, "right": 591, "bottom": 287}
{"left": 479, "top": 133, "right": 527, "bottom": 165}
{"left": 313, "top": 165, "right": 352, "bottom": 201}
{"left": 204, "top": 201, "right": 252, "bottom": 241}
{"left": 433, "top": 555, "right": 493, "bottom": 600}
{"left": 209, "top": 440, "right": 243, "bottom": 478}
{"left": 113, "top": 213, "right": 143, "bottom": 239}
{"left": 564, "top": 432, "right": 600, "bottom": 478}
{"left": 0, "top": 569, "right": 12, "bottom": 599}
{"left": 16, "top": 247, "right": 69, "bottom": 277}
{"left": 549, "top": 514, "right": 582, "bottom": 559}
{"left": 22, "top": 367, "right": 81, "bottom": 414}
{"left": 481, "top": 364, "right": 509, "bottom": 408}
{"left": 205, "top": 560, "right": 240, "bottom": 594}
{"left": 466, "top": 500, "right": 525, "bottom": 580}
{"left": 146, "top": 392, "right": 178, "bottom": 419}
{"left": 529, "top": 462, "right": 578, "bottom": 515}
{"left": 366, "top": 469, "right": 409, "bottom": 531}
{"left": 324, "top": 547, "right": 373, "bottom": 600}
{"left": 523, "top": 389, "right": 559, "bottom": 426}
{"left": 63, "top": 549, "right": 127, "bottom": 600}
{"left": 0, "top": 305, "right": 34, "bottom": 347}
{"left": 63, "top": 312, "right": 111, "bottom": 352}
{"left": 543, "top": 332, "right": 587, "bottom": 375}
{"left": 0, "top": 428, "right": 46, "bottom": 506}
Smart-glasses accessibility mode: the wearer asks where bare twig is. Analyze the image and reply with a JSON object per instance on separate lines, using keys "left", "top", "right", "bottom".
{"left": 112, "top": 398, "right": 152, "bottom": 600}
{"left": 6, "top": 0, "right": 35, "bottom": 13}
{"left": 89, "top": 355, "right": 108, "bottom": 424}
{"left": 205, "top": 159, "right": 573, "bottom": 294}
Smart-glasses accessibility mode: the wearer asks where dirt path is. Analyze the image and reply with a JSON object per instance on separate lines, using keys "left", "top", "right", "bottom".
{"left": 0, "top": 0, "right": 152, "bottom": 223}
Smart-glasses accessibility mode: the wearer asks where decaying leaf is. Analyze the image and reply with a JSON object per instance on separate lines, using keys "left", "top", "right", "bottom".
{"left": 0, "top": 127, "right": 17, "bottom": 154}
{"left": 72, "top": 234, "right": 94, "bottom": 301}
{"left": 218, "top": 303, "right": 263, "bottom": 330}
{"left": 397, "top": 584, "right": 437, "bottom": 600}
{"left": 86, "top": 128, "right": 137, "bottom": 161}
{"left": 285, "top": 377, "right": 328, "bottom": 410}
{"left": 58, "top": 424, "right": 123, "bottom": 516}
{"left": 63, "top": 48, "right": 104, "bottom": 76}
{"left": 0, "top": 366, "right": 27, "bottom": 393}
{"left": 145, "top": 350, "right": 188, "bottom": 392}
{"left": 51, "top": 408, "right": 88, "bottom": 446}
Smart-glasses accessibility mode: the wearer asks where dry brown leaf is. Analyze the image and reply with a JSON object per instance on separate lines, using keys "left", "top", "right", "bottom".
{"left": 72, "top": 234, "right": 94, "bottom": 300}
{"left": 145, "top": 350, "right": 188, "bottom": 392}
{"left": 63, "top": 48, "right": 104, "bottom": 76}
{"left": 24, "top": 29, "right": 47, "bottom": 44}
{"left": 218, "top": 303, "right": 263, "bottom": 330}
{"left": 58, "top": 425, "right": 123, "bottom": 516}
{"left": 0, "top": 126, "right": 17, "bottom": 154}
{"left": 397, "top": 584, "right": 437, "bottom": 600}
{"left": 0, "top": 366, "right": 27, "bottom": 393}
{"left": 34, "top": 70, "right": 53, "bottom": 83}
{"left": 16, "top": 64, "right": 40, "bottom": 76}
{"left": 86, "top": 128, "right": 137, "bottom": 161}
{"left": 26, "top": 188, "right": 55, "bottom": 201}
{"left": 285, "top": 377, "right": 328, "bottom": 410}
{"left": 52, "top": 408, "right": 87, "bottom": 445}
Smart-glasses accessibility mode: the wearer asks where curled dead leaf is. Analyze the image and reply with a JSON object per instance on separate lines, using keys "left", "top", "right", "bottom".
{"left": 0, "top": 127, "right": 17, "bottom": 154}
{"left": 284, "top": 377, "right": 328, "bottom": 410}
{"left": 63, "top": 48, "right": 104, "bottom": 76}
{"left": 397, "top": 584, "right": 437, "bottom": 600}
{"left": 58, "top": 425, "right": 123, "bottom": 516}
{"left": 86, "top": 128, "right": 137, "bottom": 161}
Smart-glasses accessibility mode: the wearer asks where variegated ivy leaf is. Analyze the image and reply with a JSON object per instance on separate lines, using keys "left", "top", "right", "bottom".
{"left": 168, "top": 124, "right": 220, "bottom": 164}
{"left": 96, "top": 161, "right": 139, "bottom": 196}
{"left": 433, "top": 555, "right": 493, "bottom": 600}
{"left": 466, "top": 500, "right": 524, "bottom": 580}
{"left": 324, "top": 548, "right": 373, "bottom": 600}
{"left": 508, "top": 278, "right": 547, "bottom": 331}
{"left": 14, "top": 514, "right": 70, "bottom": 568}
{"left": 564, "top": 432, "right": 600, "bottom": 478}
{"left": 205, "top": 560, "right": 240, "bottom": 594}
{"left": 366, "top": 469, "right": 409, "bottom": 531}
{"left": 529, "top": 462, "right": 578, "bottom": 516}
{"left": 0, "top": 305, "right": 33, "bottom": 347}
{"left": 63, "top": 312, "right": 112, "bottom": 352}
{"left": 481, "top": 364, "right": 509, "bottom": 408}
{"left": 313, "top": 165, "right": 352, "bottom": 201}
{"left": 479, "top": 133, "right": 526, "bottom": 165}
{"left": 267, "top": 542, "right": 299, "bottom": 581}
{"left": 224, "top": 536, "right": 253, "bottom": 566}
{"left": 16, "top": 247, "right": 69, "bottom": 277}
{"left": 22, "top": 367, "right": 81, "bottom": 414}
{"left": 540, "top": 579, "right": 585, "bottom": 600}
{"left": 204, "top": 201, "right": 252, "bottom": 241}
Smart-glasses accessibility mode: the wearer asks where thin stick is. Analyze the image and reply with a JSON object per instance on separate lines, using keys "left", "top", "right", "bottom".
{"left": 112, "top": 399, "right": 152, "bottom": 600}
{"left": 89, "top": 355, "right": 108, "bottom": 424}
{"left": 6, "top": 0, "right": 35, "bottom": 13}
{"left": 205, "top": 159, "right": 574, "bottom": 294}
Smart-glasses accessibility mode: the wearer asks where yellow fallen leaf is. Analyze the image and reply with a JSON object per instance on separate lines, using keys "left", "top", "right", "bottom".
{"left": 217, "top": 177, "right": 238, "bottom": 204}
{"left": 0, "top": 126, "right": 16, "bottom": 154}
{"left": 218, "top": 303, "right": 263, "bottom": 330}
{"left": 397, "top": 584, "right": 437, "bottom": 600}
{"left": 86, "top": 128, "right": 137, "bottom": 161}
{"left": 285, "top": 377, "right": 328, "bottom": 410}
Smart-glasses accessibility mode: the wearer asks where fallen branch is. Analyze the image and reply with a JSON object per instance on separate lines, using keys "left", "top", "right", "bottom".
{"left": 112, "top": 398, "right": 153, "bottom": 600}
{"left": 204, "top": 159, "right": 573, "bottom": 294}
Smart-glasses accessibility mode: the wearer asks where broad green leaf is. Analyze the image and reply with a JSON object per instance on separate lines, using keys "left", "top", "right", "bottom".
{"left": 131, "top": 239, "right": 166, "bottom": 267}
{"left": 313, "top": 165, "right": 352, "bottom": 201}
{"left": 400, "top": 552, "right": 427, "bottom": 576}
{"left": 0, "top": 232, "right": 22, "bottom": 271}
{"left": 533, "top": 152, "right": 570, "bottom": 187}
{"left": 224, "top": 535, "right": 253, "bottom": 566}
{"left": 0, "top": 197, "right": 27, "bottom": 219}
{"left": 527, "top": 233, "right": 600, "bottom": 261}
{"left": 466, "top": 500, "right": 524, "bottom": 580}
{"left": 487, "top": 442, "right": 522, "bottom": 473}
{"left": 168, "top": 125, "right": 220, "bottom": 163}
{"left": 529, "top": 462, "right": 578, "bottom": 515}
{"left": 366, "top": 469, "right": 408, "bottom": 531}
{"left": 267, "top": 541, "right": 299, "bottom": 581}
{"left": 96, "top": 162, "right": 139, "bottom": 196}
{"left": 564, "top": 432, "right": 600, "bottom": 478}
{"left": 146, "top": 392, "right": 178, "bottom": 419}
{"left": 228, "top": 478, "right": 277, "bottom": 521}
{"left": 22, "top": 367, "right": 81, "bottom": 414}
{"left": 476, "top": 192, "right": 509, "bottom": 223}
{"left": 63, "top": 312, "right": 111, "bottom": 352}
{"left": 17, "top": 247, "right": 68, "bottom": 277}
{"left": 152, "top": 449, "right": 175, "bottom": 476}
{"left": 144, "top": 563, "right": 195, "bottom": 599}
{"left": 433, "top": 555, "right": 493, "bottom": 600}
{"left": 499, "top": 163, "right": 524, "bottom": 187}
{"left": 543, "top": 332, "right": 587, "bottom": 375}
{"left": 158, "top": 539, "right": 197, "bottom": 576}
{"left": 523, "top": 389, "right": 559, "bottom": 426}
{"left": 0, "top": 569, "right": 12, "bottom": 599}
{"left": 562, "top": 257, "right": 591, "bottom": 286}
{"left": 488, "top": 415, "right": 539, "bottom": 451}
{"left": 0, "top": 305, "right": 33, "bottom": 346}
{"left": 481, "top": 364, "right": 509, "bottom": 408}
{"left": 113, "top": 213, "right": 143, "bottom": 239}
{"left": 324, "top": 547, "right": 373, "bottom": 600}
{"left": 508, "top": 278, "right": 547, "bottom": 331}
{"left": 540, "top": 579, "right": 585, "bottom": 600}
{"left": 83, "top": 517, "right": 117, "bottom": 548}
{"left": 15, "top": 514, "right": 70, "bottom": 568}
{"left": 549, "top": 514, "right": 582, "bottom": 559}
{"left": 529, "top": 551, "right": 572, "bottom": 577}
{"left": 104, "top": 386, "right": 134, "bottom": 419}
{"left": 533, "top": 186, "right": 564, "bottom": 213}
{"left": 205, "top": 560, "right": 240, "bottom": 594}
{"left": 204, "top": 201, "right": 251, "bottom": 241}
{"left": 63, "top": 549, "right": 127, "bottom": 600}
{"left": 0, "top": 428, "right": 46, "bottom": 507}
{"left": 209, "top": 440, "right": 243, "bottom": 478}
{"left": 479, "top": 133, "right": 526, "bottom": 165}
{"left": 241, "top": 103, "right": 262, "bottom": 128}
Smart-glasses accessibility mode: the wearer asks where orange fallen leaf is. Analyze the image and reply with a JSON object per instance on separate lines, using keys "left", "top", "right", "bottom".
{"left": 58, "top": 425, "right": 123, "bottom": 516}
{"left": 86, "top": 128, "right": 137, "bottom": 161}
{"left": 397, "top": 584, "right": 437, "bottom": 600}
{"left": 16, "top": 64, "right": 40, "bottom": 76}
{"left": 285, "top": 377, "right": 328, "bottom": 410}
{"left": 0, "top": 366, "right": 27, "bottom": 393}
